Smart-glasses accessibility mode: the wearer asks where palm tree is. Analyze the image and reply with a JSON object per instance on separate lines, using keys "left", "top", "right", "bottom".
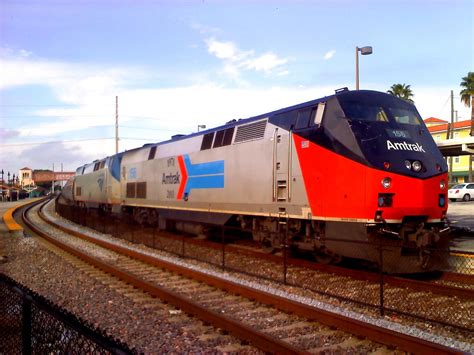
{"left": 460, "top": 72, "right": 474, "bottom": 136}
{"left": 460, "top": 72, "right": 474, "bottom": 181}
{"left": 387, "top": 83, "right": 414, "bottom": 103}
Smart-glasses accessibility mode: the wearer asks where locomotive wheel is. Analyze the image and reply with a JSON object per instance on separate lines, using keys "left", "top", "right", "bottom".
{"left": 313, "top": 253, "right": 332, "bottom": 264}
{"left": 313, "top": 251, "right": 341, "bottom": 264}
{"left": 262, "top": 239, "right": 276, "bottom": 254}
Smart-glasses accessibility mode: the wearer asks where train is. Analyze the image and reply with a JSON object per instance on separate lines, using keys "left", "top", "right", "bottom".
{"left": 59, "top": 89, "right": 450, "bottom": 273}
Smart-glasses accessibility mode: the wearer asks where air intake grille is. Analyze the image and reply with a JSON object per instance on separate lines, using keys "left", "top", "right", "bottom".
{"left": 126, "top": 183, "right": 136, "bottom": 198}
{"left": 136, "top": 182, "right": 147, "bottom": 199}
{"left": 234, "top": 119, "right": 267, "bottom": 143}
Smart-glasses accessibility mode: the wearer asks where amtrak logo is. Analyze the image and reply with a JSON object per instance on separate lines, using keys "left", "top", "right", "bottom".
{"left": 176, "top": 155, "right": 224, "bottom": 200}
{"left": 386, "top": 140, "right": 425, "bottom": 153}
{"left": 97, "top": 175, "right": 104, "bottom": 191}
{"left": 162, "top": 172, "right": 180, "bottom": 184}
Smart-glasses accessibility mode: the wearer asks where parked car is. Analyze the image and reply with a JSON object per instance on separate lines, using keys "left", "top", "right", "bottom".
{"left": 448, "top": 183, "right": 474, "bottom": 202}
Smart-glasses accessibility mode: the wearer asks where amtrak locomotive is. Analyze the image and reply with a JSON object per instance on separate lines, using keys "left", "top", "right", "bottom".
{"left": 61, "top": 89, "right": 450, "bottom": 273}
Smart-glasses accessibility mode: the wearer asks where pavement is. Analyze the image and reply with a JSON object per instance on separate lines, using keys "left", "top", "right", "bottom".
{"left": 0, "top": 200, "right": 28, "bottom": 235}
{"left": 447, "top": 200, "right": 474, "bottom": 252}
{"left": 447, "top": 200, "right": 474, "bottom": 230}
{"left": 0, "top": 198, "right": 38, "bottom": 263}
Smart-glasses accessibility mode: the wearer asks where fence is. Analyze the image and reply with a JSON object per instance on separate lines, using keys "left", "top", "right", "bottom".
{"left": 0, "top": 273, "right": 134, "bottom": 354}
{"left": 56, "top": 203, "right": 473, "bottom": 332}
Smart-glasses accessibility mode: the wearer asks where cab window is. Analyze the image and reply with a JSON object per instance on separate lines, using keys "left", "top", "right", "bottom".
{"left": 387, "top": 107, "right": 422, "bottom": 125}
{"left": 342, "top": 102, "right": 388, "bottom": 122}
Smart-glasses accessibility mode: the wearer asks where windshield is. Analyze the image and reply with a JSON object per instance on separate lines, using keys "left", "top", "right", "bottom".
{"left": 327, "top": 91, "right": 446, "bottom": 177}
{"left": 340, "top": 101, "right": 423, "bottom": 125}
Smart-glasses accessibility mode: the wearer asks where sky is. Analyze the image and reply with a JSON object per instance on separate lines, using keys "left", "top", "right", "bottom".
{"left": 0, "top": 0, "right": 473, "bottom": 178}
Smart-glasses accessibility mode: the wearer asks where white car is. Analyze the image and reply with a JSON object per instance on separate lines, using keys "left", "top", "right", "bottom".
{"left": 448, "top": 183, "right": 474, "bottom": 202}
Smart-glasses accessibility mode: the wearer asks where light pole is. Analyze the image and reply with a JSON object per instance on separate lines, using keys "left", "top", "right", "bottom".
{"left": 355, "top": 46, "right": 373, "bottom": 90}
{"left": 7, "top": 172, "right": 10, "bottom": 201}
{"left": 0, "top": 170, "right": 3, "bottom": 202}
{"left": 197, "top": 124, "right": 206, "bottom": 132}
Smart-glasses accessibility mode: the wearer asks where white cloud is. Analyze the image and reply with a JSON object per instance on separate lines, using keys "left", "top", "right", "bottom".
{"left": 243, "top": 53, "right": 288, "bottom": 73}
{"left": 0, "top": 141, "right": 95, "bottom": 176}
{"left": 206, "top": 38, "right": 239, "bottom": 60}
{"left": 324, "top": 50, "right": 336, "bottom": 60}
{"left": 189, "top": 22, "right": 221, "bottom": 36}
{"left": 0, "top": 52, "right": 332, "bottom": 173}
{"left": 0, "top": 128, "right": 20, "bottom": 140}
{"left": 205, "top": 38, "right": 288, "bottom": 78}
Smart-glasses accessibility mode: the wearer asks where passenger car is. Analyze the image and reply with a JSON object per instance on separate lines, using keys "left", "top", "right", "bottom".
{"left": 448, "top": 183, "right": 474, "bottom": 202}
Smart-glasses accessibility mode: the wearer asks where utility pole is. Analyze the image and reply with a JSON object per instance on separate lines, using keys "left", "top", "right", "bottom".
{"left": 450, "top": 90, "right": 454, "bottom": 139}
{"left": 52, "top": 163, "right": 55, "bottom": 195}
{"left": 449, "top": 90, "right": 454, "bottom": 183}
{"left": 115, "top": 96, "right": 119, "bottom": 154}
{"left": 470, "top": 95, "right": 474, "bottom": 181}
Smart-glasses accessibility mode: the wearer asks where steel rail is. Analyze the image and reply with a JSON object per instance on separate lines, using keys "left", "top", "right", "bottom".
{"left": 221, "top": 241, "right": 474, "bottom": 298}
{"left": 440, "top": 271, "right": 474, "bottom": 284}
{"left": 22, "top": 201, "right": 302, "bottom": 354}
{"left": 85, "top": 220, "right": 474, "bottom": 292}
{"left": 36, "top": 201, "right": 463, "bottom": 354}
{"left": 175, "top": 236, "right": 474, "bottom": 299}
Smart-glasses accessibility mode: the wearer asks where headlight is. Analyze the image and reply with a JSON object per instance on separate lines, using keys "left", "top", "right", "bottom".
{"left": 440, "top": 180, "right": 446, "bottom": 190}
{"left": 404, "top": 160, "right": 412, "bottom": 170}
{"left": 412, "top": 160, "right": 422, "bottom": 172}
{"left": 381, "top": 177, "right": 392, "bottom": 189}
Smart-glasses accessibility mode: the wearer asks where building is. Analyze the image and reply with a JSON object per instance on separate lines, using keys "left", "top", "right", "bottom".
{"left": 424, "top": 118, "right": 474, "bottom": 183}
{"left": 19, "top": 167, "right": 35, "bottom": 187}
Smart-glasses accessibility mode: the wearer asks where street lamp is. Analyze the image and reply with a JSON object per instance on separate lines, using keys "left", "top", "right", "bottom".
{"left": 197, "top": 124, "right": 206, "bottom": 132}
{"left": 355, "top": 46, "right": 373, "bottom": 90}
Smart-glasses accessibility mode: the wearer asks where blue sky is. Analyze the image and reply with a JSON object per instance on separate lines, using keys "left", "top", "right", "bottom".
{"left": 0, "top": 0, "right": 473, "bottom": 177}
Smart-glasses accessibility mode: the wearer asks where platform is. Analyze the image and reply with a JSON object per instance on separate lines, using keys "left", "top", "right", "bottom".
{"left": 447, "top": 201, "right": 474, "bottom": 231}
{"left": 0, "top": 198, "right": 40, "bottom": 262}
{"left": 447, "top": 201, "right": 474, "bottom": 253}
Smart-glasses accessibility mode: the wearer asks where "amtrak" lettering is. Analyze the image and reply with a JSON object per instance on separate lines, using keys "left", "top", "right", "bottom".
{"left": 386, "top": 140, "right": 425, "bottom": 153}
{"left": 162, "top": 172, "right": 180, "bottom": 184}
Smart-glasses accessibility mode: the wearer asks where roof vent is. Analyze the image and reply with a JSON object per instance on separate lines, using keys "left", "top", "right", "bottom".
{"left": 335, "top": 87, "right": 349, "bottom": 94}
{"left": 171, "top": 134, "right": 185, "bottom": 139}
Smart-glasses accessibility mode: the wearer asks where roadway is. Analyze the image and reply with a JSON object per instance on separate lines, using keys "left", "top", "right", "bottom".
{"left": 447, "top": 200, "right": 474, "bottom": 252}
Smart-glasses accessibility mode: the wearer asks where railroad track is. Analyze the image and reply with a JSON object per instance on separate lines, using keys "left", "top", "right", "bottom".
{"left": 76, "top": 212, "right": 474, "bottom": 299}
{"left": 83, "top": 211, "right": 474, "bottom": 296}
{"left": 52, "top": 202, "right": 474, "bottom": 333}
{"left": 17, "top": 198, "right": 469, "bottom": 353}
{"left": 223, "top": 242, "right": 474, "bottom": 297}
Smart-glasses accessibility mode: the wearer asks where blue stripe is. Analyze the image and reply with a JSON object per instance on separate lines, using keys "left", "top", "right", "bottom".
{"left": 184, "top": 175, "right": 224, "bottom": 195}
{"left": 110, "top": 153, "right": 123, "bottom": 182}
{"left": 184, "top": 155, "right": 224, "bottom": 176}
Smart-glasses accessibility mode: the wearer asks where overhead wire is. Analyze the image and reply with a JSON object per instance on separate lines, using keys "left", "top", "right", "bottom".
{"left": 0, "top": 136, "right": 158, "bottom": 148}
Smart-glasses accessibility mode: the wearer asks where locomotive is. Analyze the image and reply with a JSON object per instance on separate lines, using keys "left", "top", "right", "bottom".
{"left": 60, "top": 89, "right": 450, "bottom": 273}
